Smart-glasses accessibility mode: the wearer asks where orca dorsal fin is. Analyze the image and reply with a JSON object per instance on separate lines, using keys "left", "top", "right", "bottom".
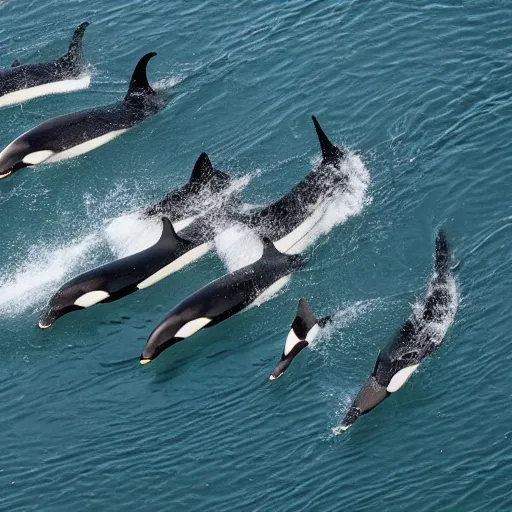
{"left": 291, "top": 298, "right": 319, "bottom": 339}
{"left": 260, "top": 237, "right": 305, "bottom": 270}
{"left": 125, "top": 52, "right": 157, "bottom": 100}
{"left": 435, "top": 230, "right": 450, "bottom": 274}
{"left": 11, "top": 59, "right": 21, "bottom": 68}
{"left": 312, "top": 115, "right": 345, "bottom": 164}
{"left": 261, "top": 237, "right": 285, "bottom": 260}
{"left": 61, "top": 22, "right": 89, "bottom": 68}
{"left": 190, "top": 153, "right": 214, "bottom": 185}
{"left": 158, "top": 217, "right": 192, "bottom": 250}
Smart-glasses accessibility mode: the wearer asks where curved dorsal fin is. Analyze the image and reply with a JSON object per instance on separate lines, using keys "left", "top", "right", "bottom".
{"left": 312, "top": 115, "right": 344, "bottom": 164}
{"left": 158, "top": 217, "right": 192, "bottom": 249}
{"left": 11, "top": 59, "right": 21, "bottom": 68}
{"left": 190, "top": 153, "right": 214, "bottom": 185}
{"left": 125, "top": 52, "right": 157, "bottom": 100}
{"left": 61, "top": 22, "right": 89, "bottom": 67}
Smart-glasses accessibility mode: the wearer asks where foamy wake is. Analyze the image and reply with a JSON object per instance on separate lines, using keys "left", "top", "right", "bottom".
{"left": 214, "top": 153, "right": 371, "bottom": 308}
{"left": 411, "top": 271, "right": 459, "bottom": 346}
{"left": 0, "top": 173, "right": 255, "bottom": 317}
{"left": 0, "top": 153, "right": 369, "bottom": 317}
{"left": 0, "top": 234, "right": 102, "bottom": 316}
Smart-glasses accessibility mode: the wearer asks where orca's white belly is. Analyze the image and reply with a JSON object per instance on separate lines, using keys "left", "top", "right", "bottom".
{"left": 0, "top": 75, "right": 91, "bottom": 107}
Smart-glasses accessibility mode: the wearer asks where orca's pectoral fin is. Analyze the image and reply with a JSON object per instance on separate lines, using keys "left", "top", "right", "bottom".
{"left": 312, "top": 115, "right": 345, "bottom": 164}
{"left": 125, "top": 53, "right": 157, "bottom": 100}
{"left": 62, "top": 22, "right": 89, "bottom": 68}
{"left": 159, "top": 217, "right": 193, "bottom": 251}
{"left": 11, "top": 59, "right": 21, "bottom": 68}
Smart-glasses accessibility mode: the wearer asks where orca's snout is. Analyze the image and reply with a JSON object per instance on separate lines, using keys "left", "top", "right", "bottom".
{"left": 0, "top": 161, "right": 30, "bottom": 179}
{"left": 38, "top": 307, "right": 63, "bottom": 329}
{"left": 139, "top": 356, "right": 152, "bottom": 365}
{"left": 341, "top": 375, "right": 390, "bottom": 430}
{"left": 269, "top": 356, "right": 293, "bottom": 381}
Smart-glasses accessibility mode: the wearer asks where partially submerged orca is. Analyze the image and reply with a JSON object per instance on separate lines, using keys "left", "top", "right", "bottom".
{"left": 140, "top": 238, "right": 305, "bottom": 365}
{"left": 339, "top": 231, "right": 457, "bottom": 431}
{"left": 39, "top": 218, "right": 191, "bottom": 328}
{"left": 144, "top": 152, "right": 232, "bottom": 222}
{"left": 0, "top": 52, "right": 164, "bottom": 179}
{"left": 233, "top": 116, "right": 348, "bottom": 253}
{"left": 0, "top": 22, "right": 90, "bottom": 107}
{"left": 269, "top": 297, "right": 331, "bottom": 380}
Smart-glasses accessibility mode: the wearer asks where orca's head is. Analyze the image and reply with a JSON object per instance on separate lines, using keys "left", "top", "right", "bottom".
{"left": 38, "top": 293, "right": 82, "bottom": 329}
{"left": 140, "top": 315, "right": 179, "bottom": 364}
{"left": 269, "top": 340, "right": 308, "bottom": 380}
{"left": 38, "top": 281, "right": 106, "bottom": 328}
{"left": 339, "top": 375, "right": 390, "bottom": 431}
{"left": 0, "top": 138, "right": 54, "bottom": 179}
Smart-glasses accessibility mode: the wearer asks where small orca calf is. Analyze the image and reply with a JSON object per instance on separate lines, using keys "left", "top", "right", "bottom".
{"left": 234, "top": 116, "right": 347, "bottom": 252}
{"left": 0, "top": 52, "right": 163, "bottom": 179}
{"left": 144, "top": 152, "right": 232, "bottom": 222}
{"left": 39, "top": 218, "right": 191, "bottom": 328}
{"left": 339, "top": 231, "right": 456, "bottom": 431}
{"left": 0, "top": 22, "right": 90, "bottom": 108}
{"left": 140, "top": 238, "right": 305, "bottom": 365}
{"left": 269, "top": 297, "right": 331, "bottom": 380}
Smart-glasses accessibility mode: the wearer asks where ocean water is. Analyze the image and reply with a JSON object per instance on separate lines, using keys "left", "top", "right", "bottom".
{"left": 0, "top": 1, "right": 511, "bottom": 510}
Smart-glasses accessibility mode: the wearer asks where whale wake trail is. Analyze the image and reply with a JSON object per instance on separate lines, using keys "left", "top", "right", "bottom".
{"left": 0, "top": 234, "right": 102, "bottom": 316}
{"left": 0, "top": 173, "right": 254, "bottom": 317}
{"left": 215, "top": 152, "right": 370, "bottom": 270}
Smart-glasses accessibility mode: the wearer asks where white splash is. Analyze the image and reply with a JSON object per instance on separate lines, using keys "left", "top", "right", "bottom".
{"left": 0, "top": 234, "right": 101, "bottom": 316}
{"left": 104, "top": 213, "right": 163, "bottom": 258}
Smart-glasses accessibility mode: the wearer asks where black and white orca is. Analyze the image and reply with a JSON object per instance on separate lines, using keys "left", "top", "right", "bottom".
{"left": 233, "top": 116, "right": 347, "bottom": 253}
{"left": 140, "top": 238, "right": 305, "bottom": 364}
{"left": 269, "top": 297, "right": 331, "bottom": 380}
{"left": 340, "top": 231, "right": 456, "bottom": 431}
{"left": 0, "top": 22, "right": 90, "bottom": 108}
{"left": 0, "top": 52, "right": 164, "bottom": 179}
{"left": 39, "top": 218, "right": 192, "bottom": 328}
{"left": 144, "top": 152, "right": 232, "bottom": 223}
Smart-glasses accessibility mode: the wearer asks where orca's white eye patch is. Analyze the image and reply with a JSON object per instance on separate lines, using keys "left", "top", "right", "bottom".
{"left": 175, "top": 318, "right": 212, "bottom": 338}
{"left": 22, "top": 150, "right": 55, "bottom": 165}
{"left": 386, "top": 364, "right": 419, "bottom": 392}
{"left": 74, "top": 290, "right": 110, "bottom": 308}
{"left": 305, "top": 324, "right": 321, "bottom": 343}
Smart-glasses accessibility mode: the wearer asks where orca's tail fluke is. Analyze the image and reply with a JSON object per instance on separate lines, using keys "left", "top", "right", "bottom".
{"left": 125, "top": 53, "right": 157, "bottom": 100}
{"left": 189, "top": 153, "right": 231, "bottom": 190}
{"left": 62, "top": 22, "right": 89, "bottom": 69}
{"left": 312, "top": 116, "right": 345, "bottom": 164}
{"left": 435, "top": 230, "right": 450, "bottom": 275}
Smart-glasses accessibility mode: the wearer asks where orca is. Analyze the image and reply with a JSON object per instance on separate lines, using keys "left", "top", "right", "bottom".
{"left": 0, "top": 22, "right": 90, "bottom": 108}
{"left": 233, "top": 116, "right": 348, "bottom": 253}
{"left": 0, "top": 52, "right": 164, "bottom": 179}
{"left": 269, "top": 297, "right": 332, "bottom": 380}
{"left": 339, "top": 231, "right": 456, "bottom": 431}
{"left": 38, "top": 218, "right": 192, "bottom": 328}
{"left": 140, "top": 238, "right": 305, "bottom": 365}
{"left": 144, "top": 152, "right": 232, "bottom": 222}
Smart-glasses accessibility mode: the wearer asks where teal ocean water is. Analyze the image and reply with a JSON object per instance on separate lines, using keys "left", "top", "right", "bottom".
{"left": 1, "top": 1, "right": 511, "bottom": 510}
